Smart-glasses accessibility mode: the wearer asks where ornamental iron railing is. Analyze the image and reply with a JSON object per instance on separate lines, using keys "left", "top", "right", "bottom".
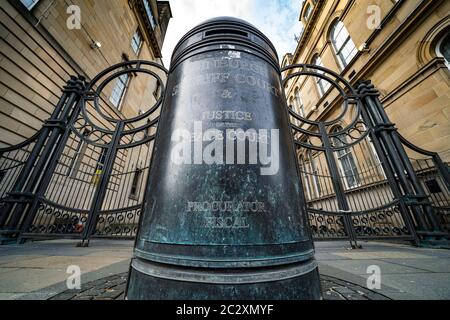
{"left": 0, "top": 61, "right": 448, "bottom": 247}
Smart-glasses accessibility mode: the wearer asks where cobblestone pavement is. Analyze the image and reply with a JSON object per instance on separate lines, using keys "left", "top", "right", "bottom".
{"left": 320, "top": 275, "right": 390, "bottom": 300}
{"left": 50, "top": 273, "right": 390, "bottom": 300}
{"left": 50, "top": 273, "right": 127, "bottom": 300}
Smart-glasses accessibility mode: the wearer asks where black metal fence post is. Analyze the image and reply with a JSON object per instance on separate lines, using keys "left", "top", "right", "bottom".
{"left": 358, "top": 88, "right": 419, "bottom": 245}
{"left": 81, "top": 121, "right": 125, "bottom": 246}
{"left": 319, "top": 122, "right": 359, "bottom": 248}
{"left": 0, "top": 76, "right": 85, "bottom": 240}
{"left": 18, "top": 82, "right": 86, "bottom": 241}
{"left": 0, "top": 81, "right": 72, "bottom": 229}
{"left": 357, "top": 81, "right": 442, "bottom": 237}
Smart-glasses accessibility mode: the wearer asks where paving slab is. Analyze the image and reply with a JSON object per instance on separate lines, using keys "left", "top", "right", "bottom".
{"left": 333, "top": 251, "right": 431, "bottom": 260}
{"left": 0, "top": 293, "right": 26, "bottom": 300}
{"left": 0, "top": 239, "right": 448, "bottom": 300}
{"left": 0, "top": 267, "right": 19, "bottom": 275}
{"left": 358, "top": 273, "right": 450, "bottom": 300}
{"left": 319, "top": 259, "right": 429, "bottom": 275}
{"left": 0, "top": 255, "right": 46, "bottom": 265}
{"left": 0, "top": 255, "right": 127, "bottom": 270}
{"left": 380, "top": 258, "right": 450, "bottom": 273}
{"left": 316, "top": 241, "right": 450, "bottom": 300}
{"left": 0, "top": 240, "right": 133, "bottom": 298}
{"left": 0, "top": 268, "right": 70, "bottom": 293}
{"left": 314, "top": 252, "right": 352, "bottom": 261}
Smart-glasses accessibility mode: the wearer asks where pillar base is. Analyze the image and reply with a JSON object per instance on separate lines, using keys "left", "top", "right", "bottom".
{"left": 126, "top": 258, "right": 322, "bottom": 300}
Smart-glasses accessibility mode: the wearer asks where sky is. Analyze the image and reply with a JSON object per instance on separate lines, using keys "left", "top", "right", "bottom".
{"left": 161, "top": 0, "right": 305, "bottom": 67}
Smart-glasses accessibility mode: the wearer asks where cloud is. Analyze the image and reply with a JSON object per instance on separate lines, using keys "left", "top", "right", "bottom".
{"left": 161, "top": 0, "right": 303, "bottom": 67}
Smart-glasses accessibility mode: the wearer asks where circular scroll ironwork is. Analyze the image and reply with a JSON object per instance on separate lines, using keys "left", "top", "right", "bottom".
{"left": 281, "top": 64, "right": 369, "bottom": 151}
{"left": 70, "top": 60, "right": 169, "bottom": 148}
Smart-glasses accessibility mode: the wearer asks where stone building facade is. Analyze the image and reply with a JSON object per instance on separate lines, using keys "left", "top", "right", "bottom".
{"left": 283, "top": 0, "right": 449, "bottom": 160}
{"left": 0, "top": 0, "right": 171, "bottom": 238}
{"left": 282, "top": 0, "right": 450, "bottom": 235}
{"left": 0, "top": 0, "right": 171, "bottom": 147}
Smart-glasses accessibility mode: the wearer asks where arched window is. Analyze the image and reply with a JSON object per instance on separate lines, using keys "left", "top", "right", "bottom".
{"left": 299, "top": 155, "right": 312, "bottom": 200}
{"left": 312, "top": 55, "right": 330, "bottom": 96}
{"left": 331, "top": 126, "right": 360, "bottom": 189}
{"left": 307, "top": 150, "right": 322, "bottom": 197}
{"left": 294, "top": 88, "right": 305, "bottom": 117}
{"left": 288, "top": 97, "right": 298, "bottom": 126}
{"left": 303, "top": 3, "right": 312, "bottom": 21}
{"left": 109, "top": 73, "right": 129, "bottom": 109}
{"left": 330, "top": 21, "right": 358, "bottom": 68}
{"left": 436, "top": 30, "right": 450, "bottom": 70}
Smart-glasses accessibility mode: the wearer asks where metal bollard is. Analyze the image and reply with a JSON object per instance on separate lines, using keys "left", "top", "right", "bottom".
{"left": 126, "top": 17, "right": 322, "bottom": 300}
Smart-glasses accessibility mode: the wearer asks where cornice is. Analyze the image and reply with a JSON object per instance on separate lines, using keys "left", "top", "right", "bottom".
{"left": 291, "top": 0, "right": 327, "bottom": 64}
{"left": 130, "top": 0, "right": 162, "bottom": 58}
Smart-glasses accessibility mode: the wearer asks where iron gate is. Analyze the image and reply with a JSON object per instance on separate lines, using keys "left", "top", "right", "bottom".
{"left": 282, "top": 64, "right": 449, "bottom": 247}
{"left": 0, "top": 61, "right": 168, "bottom": 244}
{"left": 0, "top": 61, "right": 449, "bottom": 246}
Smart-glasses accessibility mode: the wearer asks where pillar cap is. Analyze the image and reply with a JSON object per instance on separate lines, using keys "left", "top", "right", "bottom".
{"left": 170, "top": 16, "right": 279, "bottom": 69}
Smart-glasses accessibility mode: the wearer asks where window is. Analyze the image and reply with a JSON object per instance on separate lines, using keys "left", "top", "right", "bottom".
{"left": 20, "top": 0, "right": 39, "bottom": 10}
{"left": 294, "top": 88, "right": 305, "bottom": 118}
{"left": 436, "top": 31, "right": 450, "bottom": 70}
{"left": 369, "top": 138, "right": 386, "bottom": 178}
{"left": 303, "top": 3, "right": 312, "bottom": 21}
{"left": 143, "top": 0, "right": 157, "bottom": 30}
{"left": 130, "top": 168, "right": 142, "bottom": 198}
{"left": 364, "top": 123, "right": 386, "bottom": 179}
{"left": 300, "top": 152, "right": 322, "bottom": 200}
{"left": 109, "top": 73, "right": 130, "bottom": 109}
{"left": 331, "top": 126, "right": 360, "bottom": 189}
{"left": 299, "top": 156, "right": 313, "bottom": 200}
{"left": 131, "top": 29, "right": 143, "bottom": 55}
{"left": 288, "top": 97, "right": 297, "bottom": 124}
{"left": 312, "top": 55, "right": 330, "bottom": 96}
{"left": 330, "top": 21, "right": 358, "bottom": 68}
{"left": 307, "top": 151, "right": 322, "bottom": 198}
